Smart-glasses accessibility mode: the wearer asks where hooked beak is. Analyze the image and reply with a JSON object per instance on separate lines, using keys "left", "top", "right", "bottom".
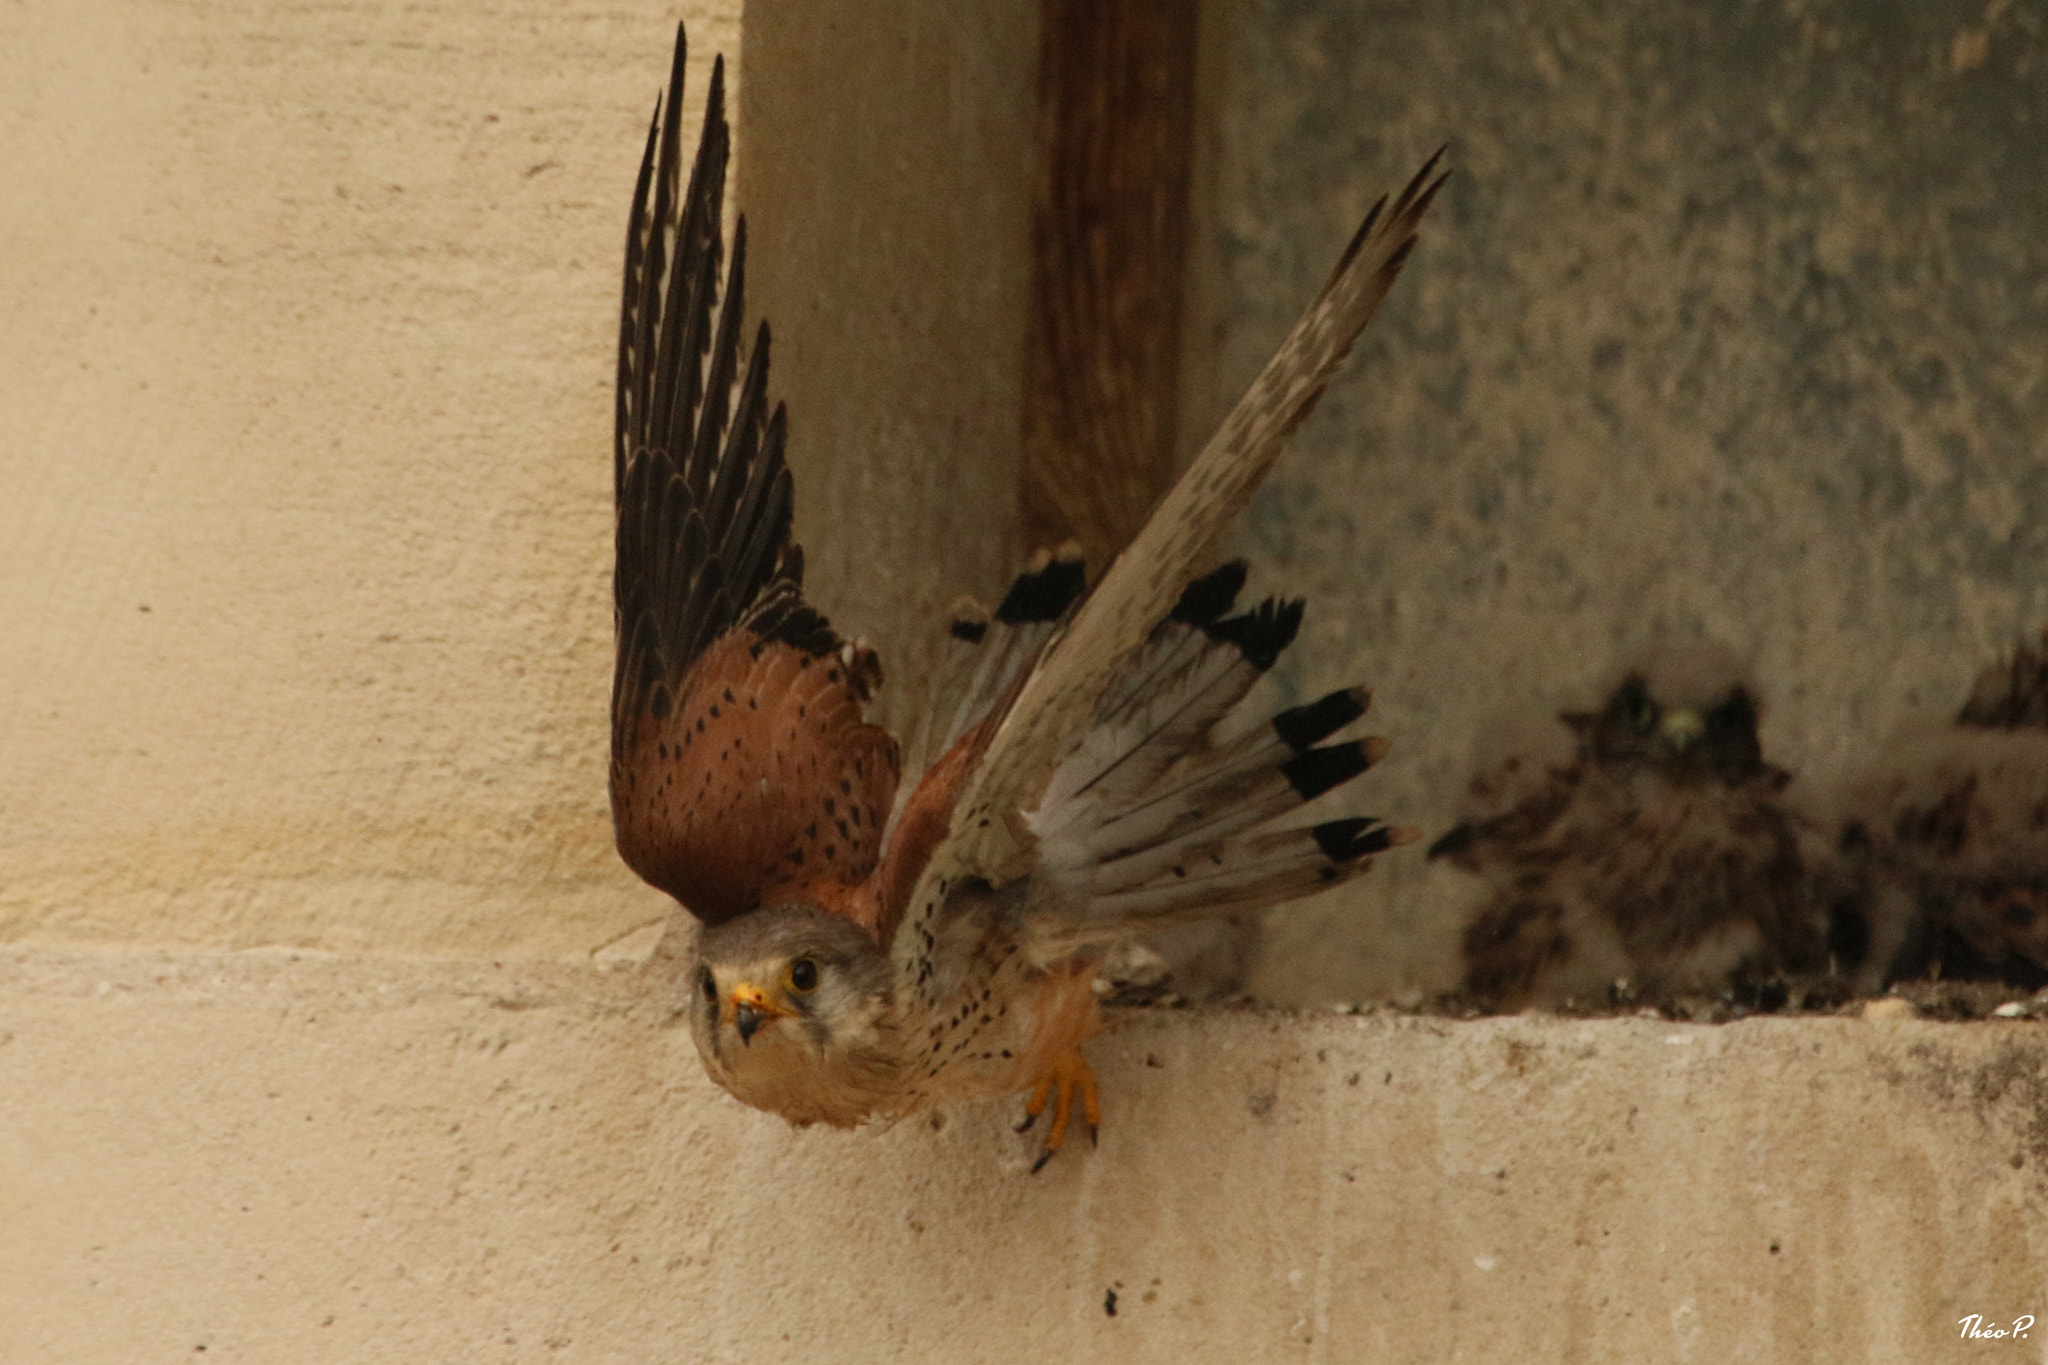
{"left": 1659, "top": 707, "right": 1704, "bottom": 752}
{"left": 728, "top": 984, "right": 786, "bottom": 1046}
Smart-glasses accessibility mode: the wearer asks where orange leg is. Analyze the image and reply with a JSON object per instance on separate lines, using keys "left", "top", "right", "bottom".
{"left": 1015, "top": 1049, "right": 1102, "bottom": 1174}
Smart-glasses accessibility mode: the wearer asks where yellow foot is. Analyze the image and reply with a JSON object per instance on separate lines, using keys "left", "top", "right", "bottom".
{"left": 1014, "top": 1049, "right": 1101, "bottom": 1174}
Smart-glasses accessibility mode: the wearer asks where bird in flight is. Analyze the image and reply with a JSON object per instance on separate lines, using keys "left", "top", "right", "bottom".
{"left": 611, "top": 25, "right": 1443, "bottom": 1167}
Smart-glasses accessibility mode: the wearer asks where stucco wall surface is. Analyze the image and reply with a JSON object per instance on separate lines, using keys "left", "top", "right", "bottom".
{"left": 3, "top": 948, "right": 2045, "bottom": 1364}
{"left": 8, "top": 6, "right": 2048, "bottom": 1360}
{"left": 0, "top": 0, "right": 1038, "bottom": 962}
{"left": 0, "top": 0, "right": 1032, "bottom": 970}
{"left": 1180, "top": 0, "right": 2048, "bottom": 1001}
{"left": 737, "top": 0, "right": 1039, "bottom": 710}
{"left": 0, "top": 0, "right": 751, "bottom": 955}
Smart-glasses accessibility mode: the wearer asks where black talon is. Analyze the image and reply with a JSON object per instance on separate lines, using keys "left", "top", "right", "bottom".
{"left": 1089, "top": 1123, "right": 1099, "bottom": 1149}
{"left": 1031, "top": 1148, "right": 1056, "bottom": 1175}
{"left": 1015, "top": 1112, "right": 1038, "bottom": 1134}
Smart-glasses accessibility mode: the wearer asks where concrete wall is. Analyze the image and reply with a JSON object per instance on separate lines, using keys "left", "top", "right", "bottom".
{"left": 5, "top": 949, "right": 2047, "bottom": 1362}
{"left": 6, "top": 2, "right": 2048, "bottom": 1360}
{"left": 1, "top": 0, "right": 746, "bottom": 957}
{"left": 0, "top": 0, "right": 1038, "bottom": 960}
{"left": 1182, "top": 0, "right": 2048, "bottom": 1002}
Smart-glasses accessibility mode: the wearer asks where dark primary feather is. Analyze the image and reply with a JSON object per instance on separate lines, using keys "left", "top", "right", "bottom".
{"left": 614, "top": 36, "right": 803, "bottom": 709}
{"left": 611, "top": 27, "right": 885, "bottom": 921}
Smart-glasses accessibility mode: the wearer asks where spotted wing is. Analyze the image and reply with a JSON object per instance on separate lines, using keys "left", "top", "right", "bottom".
{"left": 886, "top": 151, "right": 1447, "bottom": 980}
{"left": 938, "top": 152, "right": 1445, "bottom": 889}
{"left": 611, "top": 29, "right": 899, "bottom": 928}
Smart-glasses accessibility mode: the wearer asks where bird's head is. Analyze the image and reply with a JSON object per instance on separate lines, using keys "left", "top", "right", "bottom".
{"left": 681, "top": 904, "right": 899, "bottom": 1127}
{"left": 1570, "top": 673, "right": 1770, "bottom": 785}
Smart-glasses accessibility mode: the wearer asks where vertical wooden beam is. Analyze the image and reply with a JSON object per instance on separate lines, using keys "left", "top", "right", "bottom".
{"left": 1021, "top": 0, "right": 1198, "bottom": 572}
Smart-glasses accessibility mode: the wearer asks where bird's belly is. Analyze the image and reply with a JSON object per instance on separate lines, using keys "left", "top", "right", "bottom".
{"left": 900, "top": 960, "right": 1102, "bottom": 1110}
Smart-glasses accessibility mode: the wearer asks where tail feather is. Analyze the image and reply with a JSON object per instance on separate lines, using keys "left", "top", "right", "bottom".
{"left": 1022, "top": 564, "right": 1403, "bottom": 950}
{"left": 1030, "top": 820, "right": 1409, "bottom": 953}
{"left": 1035, "top": 563, "right": 1278, "bottom": 824}
{"left": 1081, "top": 560, "right": 1255, "bottom": 727}
{"left": 1081, "top": 732, "right": 1384, "bottom": 875}
{"left": 890, "top": 152, "right": 1443, "bottom": 985}
{"left": 1038, "top": 628, "right": 1251, "bottom": 821}
{"left": 1038, "top": 563, "right": 1305, "bottom": 821}
{"left": 1109, "top": 687, "right": 1378, "bottom": 843}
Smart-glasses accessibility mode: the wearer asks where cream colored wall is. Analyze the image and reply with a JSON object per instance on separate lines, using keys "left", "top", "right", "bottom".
{"left": 0, "top": 0, "right": 1035, "bottom": 960}
{"left": 1181, "top": 0, "right": 2048, "bottom": 1003}
{"left": 738, "top": 0, "right": 1037, "bottom": 708}
{"left": 1, "top": 0, "right": 747, "bottom": 955}
{"left": 7, "top": 5, "right": 2048, "bottom": 1362}
{"left": 5, "top": 949, "right": 2046, "bottom": 1363}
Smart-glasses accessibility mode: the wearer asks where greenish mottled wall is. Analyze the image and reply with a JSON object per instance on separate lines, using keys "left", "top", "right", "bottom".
{"left": 1179, "top": 0, "right": 2048, "bottom": 1002}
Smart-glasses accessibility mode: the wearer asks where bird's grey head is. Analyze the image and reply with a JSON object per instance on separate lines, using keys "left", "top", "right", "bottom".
{"left": 682, "top": 903, "right": 899, "bottom": 1127}
{"left": 1570, "top": 674, "right": 1768, "bottom": 784}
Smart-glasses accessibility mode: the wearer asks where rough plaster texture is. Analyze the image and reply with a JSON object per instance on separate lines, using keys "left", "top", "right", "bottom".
{"left": 4, "top": 949, "right": 2047, "bottom": 1363}
{"left": 0, "top": 0, "right": 751, "bottom": 954}
{"left": 1179, "top": 0, "right": 2048, "bottom": 1002}
{"left": 9, "top": 4, "right": 2048, "bottom": 1357}
{"left": 0, "top": 0, "right": 1038, "bottom": 959}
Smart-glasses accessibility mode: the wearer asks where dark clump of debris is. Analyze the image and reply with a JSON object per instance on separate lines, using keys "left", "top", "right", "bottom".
{"left": 1105, "top": 955, "right": 2048, "bottom": 1024}
{"left": 1406, "top": 975, "right": 2048, "bottom": 1024}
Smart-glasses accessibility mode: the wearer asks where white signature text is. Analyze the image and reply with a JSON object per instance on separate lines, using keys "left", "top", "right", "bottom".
{"left": 1959, "top": 1315, "right": 2034, "bottom": 1340}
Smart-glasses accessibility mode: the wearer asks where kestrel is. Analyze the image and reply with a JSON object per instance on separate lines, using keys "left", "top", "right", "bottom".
{"left": 1823, "top": 631, "right": 2048, "bottom": 988}
{"left": 611, "top": 27, "right": 1441, "bottom": 1164}
{"left": 1430, "top": 668, "right": 1836, "bottom": 1010}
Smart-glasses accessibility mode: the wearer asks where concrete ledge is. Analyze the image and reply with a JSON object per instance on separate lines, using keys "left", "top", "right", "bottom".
{"left": 4, "top": 949, "right": 2044, "bottom": 1362}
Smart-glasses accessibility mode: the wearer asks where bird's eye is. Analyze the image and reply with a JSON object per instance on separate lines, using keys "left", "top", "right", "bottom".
{"left": 1620, "top": 684, "right": 1658, "bottom": 733}
{"left": 699, "top": 969, "right": 717, "bottom": 1006}
{"left": 787, "top": 958, "right": 820, "bottom": 993}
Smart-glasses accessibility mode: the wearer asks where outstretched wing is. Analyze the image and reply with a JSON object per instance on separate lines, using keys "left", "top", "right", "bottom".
{"left": 953, "top": 152, "right": 1447, "bottom": 875}
{"left": 889, "top": 151, "right": 1447, "bottom": 982}
{"left": 611, "top": 28, "right": 899, "bottom": 928}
